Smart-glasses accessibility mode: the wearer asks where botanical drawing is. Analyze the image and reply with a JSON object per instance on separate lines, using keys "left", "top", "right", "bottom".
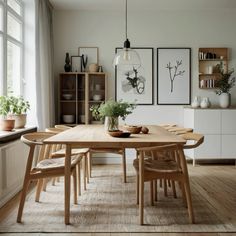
{"left": 121, "top": 67, "right": 146, "bottom": 95}
{"left": 166, "top": 60, "right": 185, "bottom": 92}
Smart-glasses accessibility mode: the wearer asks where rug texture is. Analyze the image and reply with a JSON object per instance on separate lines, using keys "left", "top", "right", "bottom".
{"left": 0, "top": 165, "right": 235, "bottom": 233}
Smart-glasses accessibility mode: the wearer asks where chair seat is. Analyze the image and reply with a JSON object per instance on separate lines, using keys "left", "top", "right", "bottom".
{"left": 133, "top": 158, "right": 181, "bottom": 173}
{"left": 51, "top": 148, "right": 89, "bottom": 158}
{"left": 34, "top": 156, "right": 82, "bottom": 171}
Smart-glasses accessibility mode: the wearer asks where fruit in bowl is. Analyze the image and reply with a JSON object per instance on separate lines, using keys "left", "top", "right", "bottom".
{"left": 124, "top": 125, "right": 142, "bottom": 134}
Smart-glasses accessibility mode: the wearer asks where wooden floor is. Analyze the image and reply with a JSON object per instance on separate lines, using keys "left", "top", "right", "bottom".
{"left": 0, "top": 164, "right": 236, "bottom": 235}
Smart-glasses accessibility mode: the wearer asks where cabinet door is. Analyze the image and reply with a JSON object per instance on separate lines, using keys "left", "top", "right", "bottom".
{"left": 222, "top": 110, "right": 236, "bottom": 134}
{"left": 194, "top": 110, "right": 221, "bottom": 134}
{"left": 194, "top": 135, "right": 221, "bottom": 158}
{"left": 222, "top": 135, "right": 236, "bottom": 158}
{"left": 184, "top": 108, "right": 194, "bottom": 129}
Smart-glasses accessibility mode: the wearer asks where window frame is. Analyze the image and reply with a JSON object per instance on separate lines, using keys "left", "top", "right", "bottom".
{"left": 0, "top": 0, "right": 24, "bottom": 96}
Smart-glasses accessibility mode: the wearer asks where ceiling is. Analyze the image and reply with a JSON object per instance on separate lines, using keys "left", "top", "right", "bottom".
{"left": 50, "top": 0, "right": 236, "bottom": 11}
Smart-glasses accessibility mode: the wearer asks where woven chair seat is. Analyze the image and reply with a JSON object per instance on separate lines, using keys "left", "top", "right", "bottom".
{"left": 133, "top": 158, "right": 181, "bottom": 173}
{"left": 51, "top": 148, "right": 89, "bottom": 158}
{"left": 34, "top": 156, "right": 81, "bottom": 171}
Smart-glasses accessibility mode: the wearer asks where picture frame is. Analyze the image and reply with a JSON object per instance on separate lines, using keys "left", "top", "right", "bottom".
{"left": 71, "top": 56, "right": 82, "bottom": 72}
{"left": 78, "top": 47, "right": 99, "bottom": 71}
{"left": 157, "top": 48, "right": 191, "bottom": 105}
{"left": 115, "top": 47, "right": 154, "bottom": 105}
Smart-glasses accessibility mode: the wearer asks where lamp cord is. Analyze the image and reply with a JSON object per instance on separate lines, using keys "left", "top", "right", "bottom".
{"left": 125, "top": 0, "right": 127, "bottom": 40}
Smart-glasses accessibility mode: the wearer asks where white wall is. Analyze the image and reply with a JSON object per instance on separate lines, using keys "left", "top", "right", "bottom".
{"left": 53, "top": 8, "right": 236, "bottom": 126}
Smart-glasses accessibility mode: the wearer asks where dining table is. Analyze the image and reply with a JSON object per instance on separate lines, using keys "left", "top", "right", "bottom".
{"left": 44, "top": 124, "right": 186, "bottom": 225}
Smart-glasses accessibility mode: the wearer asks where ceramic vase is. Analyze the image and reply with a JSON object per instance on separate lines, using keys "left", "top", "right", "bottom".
{"left": 200, "top": 97, "right": 210, "bottom": 109}
{"left": 191, "top": 96, "right": 201, "bottom": 108}
{"left": 219, "top": 93, "right": 230, "bottom": 108}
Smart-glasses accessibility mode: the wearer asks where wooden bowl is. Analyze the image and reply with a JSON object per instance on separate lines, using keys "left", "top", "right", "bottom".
{"left": 124, "top": 125, "right": 142, "bottom": 134}
{"left": 108, "top": 130, "right": 123, "bottom": 137}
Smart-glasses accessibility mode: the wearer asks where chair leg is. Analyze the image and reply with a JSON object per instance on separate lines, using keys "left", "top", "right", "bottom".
{"left": 52, "top": 178, "right": 56, "bottom": 186}
{"left": 180, "top": 181, "right": 187, "bottom": 207}
{"left": 77, "top": 163, "right": 81, "bottom": 196}
{"left": 85, "top": 154, "right": 89, "bottom": 184}
{"left": 159, "top": 179, "right": 162, "bottom": 187}
{"left": 154, "top": 180, "right": 158, "bottom": 201}
{"left": 136, "top": 173, "right": 139, "bottom": 205}
{"left": 122, "top": 149, "right": 127, "bottom": 183}
{"left": 164, "top": 179, "right": 168, "bottom": 196}
{"left": 183, "top": 181, "right": 195, "bottom": 223}
{"left": 150, "top": 181, "right": 154, "bottom": 206}
{"left": 87, "top": 152, "right": 92, "bottom": 178}
{"left": 83, "top": 156, "right": 87, "bottom": 191}
{"left": 171, "top": 180, "right": 177, "bottom": 198}
{"left": 72, "top": 169, "right": 78, "bottom": 204}
{"left": 168, "top": 179, "right": 171, "bottom": 187}
{"left": 17, "top": 179, "right": 30, "bottom": 223}
{"left": 42, "top": 178, "right": 48, "bottom": 192}
{"left": 35, "top": 179, "right": 43, "bottom": 202}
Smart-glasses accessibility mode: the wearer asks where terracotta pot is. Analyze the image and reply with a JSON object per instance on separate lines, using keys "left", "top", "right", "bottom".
{"left": 0, "top": 119, "right": 15, "bottom": 131}
{"left": 7, "top": 114, "right": 27, "bottom": 128}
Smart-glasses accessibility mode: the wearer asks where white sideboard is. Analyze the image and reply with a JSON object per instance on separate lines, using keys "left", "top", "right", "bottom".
{"left": 184, "top": 107, "right": 236, "bottom": 165}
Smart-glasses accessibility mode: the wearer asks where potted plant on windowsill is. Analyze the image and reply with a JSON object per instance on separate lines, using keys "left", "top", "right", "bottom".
{"left": 0, "top": 96, "right": 30, "bottom": 130}
{"left": 0, "top": 96, "right": 15, "bottom": 131}
{"left": 96, "top": 99, "right": 136, "bottom": 131}
{"left": 215, "top": 69, "right": 235, "bottom": 108}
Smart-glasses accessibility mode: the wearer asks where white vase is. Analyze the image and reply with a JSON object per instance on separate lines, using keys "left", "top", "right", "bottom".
{"left": 219, "top": 93, "right": 230, "bottom": 108}
{"left": 191, "top": 96, "right": 201, "bottom": 108}
{"left": 7, "top": 114, "right": 27, "bottom": 128}
{"left": 200, "top": 97, "right": 210, "bottom": 109}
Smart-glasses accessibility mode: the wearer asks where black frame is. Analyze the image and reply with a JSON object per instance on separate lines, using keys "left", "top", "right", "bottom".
{"left": 157, "top": 47, "right": 191, "bottom": 105}
{"left": 115, "top": 47, "right": 154, "bottom": 105}
{"left": 71, "top": 55, "right": 83, "bottom": 72}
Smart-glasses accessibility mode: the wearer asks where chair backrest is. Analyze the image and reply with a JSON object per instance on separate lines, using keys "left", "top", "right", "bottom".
{"left": 21, "top": 132, "right": 56, "bottom": 169}
{"left": 137, "top": 144, "right": 186, "bottom": 171}
{"left": 168, "top": 127, "right": 193, "bottom": 133}
{"left": 46, "top": 127, "right": 64, "bottom": 134}
{"left": 181, "top": 132, "right": 204, "bottom": 149}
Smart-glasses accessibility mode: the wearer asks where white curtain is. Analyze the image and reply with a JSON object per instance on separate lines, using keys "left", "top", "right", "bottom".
{"left": 35, "top": 0, "right": 54, "bottom": 130}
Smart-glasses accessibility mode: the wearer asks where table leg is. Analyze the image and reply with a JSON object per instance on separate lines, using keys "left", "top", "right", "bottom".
{"left": 139, "top": 151, "right": 144, "bottom": 225}
{"left": 65, "top": 144, "right": 71, "bottom": 225}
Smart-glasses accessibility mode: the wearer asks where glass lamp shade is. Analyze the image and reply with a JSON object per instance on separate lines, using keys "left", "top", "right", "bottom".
{"left": 113, "top": 47, "right": 141, "bottom": 74}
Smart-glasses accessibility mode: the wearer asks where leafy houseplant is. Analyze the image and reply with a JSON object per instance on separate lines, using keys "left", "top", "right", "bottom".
{"left": 215, "top": 69, "right": 235, "bottom": 108}
{"left": 89, "top": 104, "right": 102, "bottom": 124}
{"left": 0, "top": 96, "right": 30, "bottom": 129}
{"left": 95, "top": 99, "right": 136, "bottom": 131}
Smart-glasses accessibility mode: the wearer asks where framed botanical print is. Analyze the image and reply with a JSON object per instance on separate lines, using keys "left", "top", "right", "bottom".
{"left": 157, "top": 48, "right": 191, "bottom": 105}
{"left": 115, "top": 47, "right": 154, "bottom": 105}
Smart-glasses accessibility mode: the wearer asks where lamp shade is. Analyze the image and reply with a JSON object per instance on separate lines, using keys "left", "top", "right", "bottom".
{"left": 113, "top": 47, "right": 141, "bottom": 74}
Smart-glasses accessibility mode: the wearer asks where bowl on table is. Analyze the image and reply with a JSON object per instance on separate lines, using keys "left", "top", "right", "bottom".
{"left": 108, "top": 130, "right": 131, "bottom": 138}
{"left": 124, "top": 125, "right": 142, "bottom": 134}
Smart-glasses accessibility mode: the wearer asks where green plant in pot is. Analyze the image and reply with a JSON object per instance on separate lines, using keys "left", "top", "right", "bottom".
{"left": 90, "top": 104, "right": 103, "bottom": 124}
{"left": 0, "top": 96, "right": 30, "bottom": 129}
{"left": 0, "top": 96, "right": 15, "bottom": 131}
{"left": 97, "top": 99, "right": 136, "bottom": 131}
{"left": 215, "top": 69, "right": 235, "bottom": 108}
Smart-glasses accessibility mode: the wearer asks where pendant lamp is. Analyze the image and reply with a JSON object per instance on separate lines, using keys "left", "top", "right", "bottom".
{"left": 113, "top": 0, "right": 141, "bottom": 73}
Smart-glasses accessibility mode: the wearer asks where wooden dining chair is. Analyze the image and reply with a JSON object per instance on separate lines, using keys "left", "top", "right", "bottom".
{"left": 46, "top": 127, "right": 90, "bottom": 192}
{"left": 17, "top": 132, "right": 82, "bottom": 223}
{"left": 133, "top": 144, "right": 194, "bottom": 225}
{"left": 55, "top": 124, "right": 128, "bottom": 183}
{"left": 167, "top": 127, "right": 193, "bottom": 134}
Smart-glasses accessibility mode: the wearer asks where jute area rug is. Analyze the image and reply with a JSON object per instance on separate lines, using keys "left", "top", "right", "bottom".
{"left": 0, "top": 164, "right": 235, "bottom": 233}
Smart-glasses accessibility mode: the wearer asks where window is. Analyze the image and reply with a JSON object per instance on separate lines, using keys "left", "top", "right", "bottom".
{"left": 0, "top": 0, "right": 24, "bottom": 96}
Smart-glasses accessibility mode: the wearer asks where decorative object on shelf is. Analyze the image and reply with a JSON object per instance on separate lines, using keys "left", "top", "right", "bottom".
{"left": 0, "top": 96, "right": 30, "bottom": 129}
{"left": 112, "top": 0, "right": 141, "bottom": 73}
{"left": 115, "top": 47, "right": 153, "bottom": 105}
{"left": 200, "top": 97, "right": 210, "bottom": 109}
{"left": 62, "top": 114, "right": 74, "bottom": 124}
{"left": 89, "top": 63, "right": 98, "bottom": 72}
{"left": 71, "top": 55, "right": 82, "bottom": 72}
{"left": 64, "top": 52, "right": 71, "bottom": 72}
{"left": 62, "top": 94, "right": 73, "bottom": 100}
{"left": 95, "top": 84, "right": 101, "bottom": 91}
{"left": 90, "top": 104, "right": 102, "bottom": 124}
{"left": 215, "top": 69, "right": 235, "bottom": 108}
{"left": 191, "top": 96, "right": 201, "bottom": 108}
{"left": 98, "top": 99, "right": 136, "bottom": 131}
{"left": 157, "top": 48, "right": 191, "bottom": 105}
{"left": 98, "top": 66, "right": 103, "bottom": 72}
{"left": 79, "top": 47, "right": 98, "bottom": 71}
{"left": 93, "top": 94, "right": 102, "bottom": 101}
